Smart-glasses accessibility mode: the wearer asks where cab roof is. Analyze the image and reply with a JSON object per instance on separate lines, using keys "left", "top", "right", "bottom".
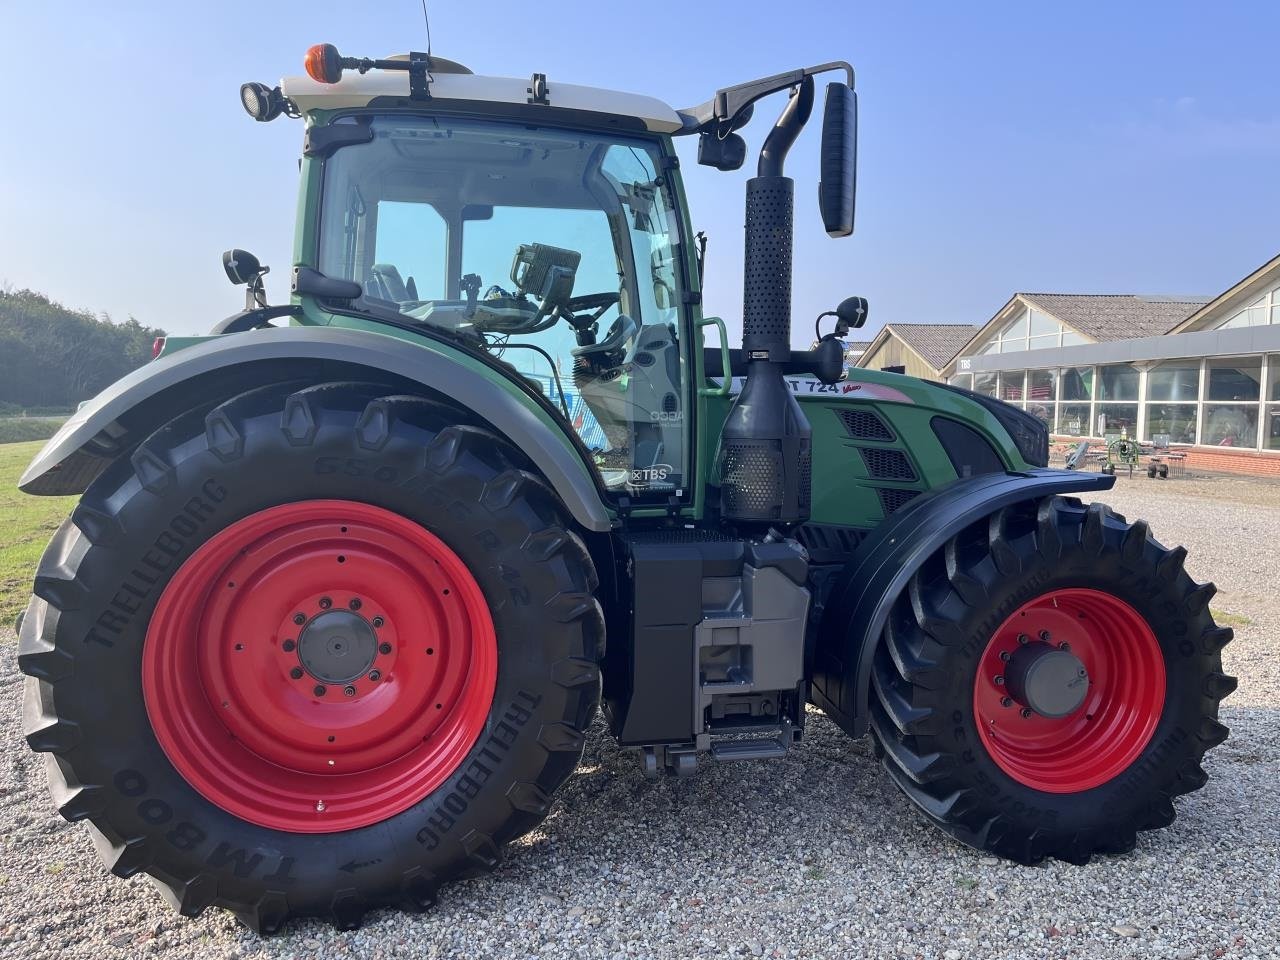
{"left": 280, "top": 58, "right": 685, "bottom": 134}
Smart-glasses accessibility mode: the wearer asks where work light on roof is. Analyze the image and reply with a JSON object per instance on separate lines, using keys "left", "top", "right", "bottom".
{"left": 239, "top": 82, "right": 285, "bottom": 122}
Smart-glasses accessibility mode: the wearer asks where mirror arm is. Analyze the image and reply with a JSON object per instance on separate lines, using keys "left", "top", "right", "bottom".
{"left": 245, "top": 271, "right": 270, "bottom": 312}
{"left": 676, "top": 61, "right": 854, "bottom": 134}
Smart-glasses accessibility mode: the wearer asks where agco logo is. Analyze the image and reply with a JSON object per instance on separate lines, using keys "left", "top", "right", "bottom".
{"left": 630, "top": 464, "right": 673, "bottom": 484}
{"left": 649, "top": 410, "right": 683, "bottom": 422}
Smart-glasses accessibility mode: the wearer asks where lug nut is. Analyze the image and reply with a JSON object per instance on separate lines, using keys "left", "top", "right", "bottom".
{"left": 319, "top": 597, "right": 332, "bottom": 610}
{"left": 1017, "top": 633, "right": 1029, "bottom": 645}
{"left": 1000, "top": 697, "right": 1013, "bottom": 708}
{"left": 1020, "top": 707, "right": 1033, "bottom": 719}
{"left": 282, "top": 639, "right": 296, "bottom": 652}
{"left": 993, "top": 675, "right": 1005, "bottom": 686}
{"left": 1039, "top": 630, "right": 1051, "bottom": 642}
{"left": 379, "top": 642, "right": 393, "bottom": 655}
{"left": 293, "top": 613, "right": 307, "bottom": 625}
{"left": 315, "top": 800, "right": 326, "bottom": 812}
{"left": 998, "top": 650, "right": 1011, "bottom": 662}
{"left": 372, "top": 616, "right": 385, "bottom": 628}
{"left": 290, "top": 667, "right": 304, "bottom": 680}
{"left": 349, "top": 598, "right": 363, "bottom": 611}
{"left": 367, "top": 669, "right": 381, "bottom": 682}
{"left": 343, "top": 685, "right": 357, "bottom": 697}
{"left": 1058, "top": 641, "right": 1071, "bottom": 652}
{"left": 314, "top": 685, "right": 327, "bottom": 697}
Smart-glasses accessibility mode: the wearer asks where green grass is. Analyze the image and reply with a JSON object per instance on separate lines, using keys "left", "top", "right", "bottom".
{"left": 0, "top": 417, "right": 67, "bottom": 444}
{"left": 1210, "top": 608, "right": 1252, "bottom": 628}
{"left": 1, "top": 441, "right": 76, "bottom": 630}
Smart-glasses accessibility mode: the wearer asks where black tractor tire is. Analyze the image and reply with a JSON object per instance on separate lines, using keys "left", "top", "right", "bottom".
{"left": 18, "top": 381, "right": 604, "bottom": 931}
{"left": 869, "top": 495, "right": 1234, "bottom": 865}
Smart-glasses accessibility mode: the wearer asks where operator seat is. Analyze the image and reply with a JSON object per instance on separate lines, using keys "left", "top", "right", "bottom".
{"left": 368, "top": 263, "right": 410, "bottom": 303}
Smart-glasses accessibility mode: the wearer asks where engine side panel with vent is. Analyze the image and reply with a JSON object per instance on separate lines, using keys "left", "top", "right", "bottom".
{"left": 795, "top": 383, "right": 1026, "bottom": 536}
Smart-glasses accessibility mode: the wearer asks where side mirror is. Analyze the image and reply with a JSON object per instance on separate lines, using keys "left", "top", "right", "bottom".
{"left": 818, "top": 83, "right": 857, "bottom": 238}
{"left": 223, "top": 249, "right": 266, "bottom": 286}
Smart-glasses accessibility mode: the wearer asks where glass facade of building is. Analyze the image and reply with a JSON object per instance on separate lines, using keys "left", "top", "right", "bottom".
{"left": 950, "top": 354, "right": 1280, "bottom": 451}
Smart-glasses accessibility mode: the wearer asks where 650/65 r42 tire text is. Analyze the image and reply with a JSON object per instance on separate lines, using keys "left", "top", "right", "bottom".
{"left": 869, "top": 495, "right": 1235, "bottom": 864}
{"left": 18, "top": 382, "right": 604, "bottom": 931}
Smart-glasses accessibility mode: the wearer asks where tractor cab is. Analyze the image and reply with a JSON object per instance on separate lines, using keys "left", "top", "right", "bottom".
{"left": 268, "top": 57, "right": 701, "bottom": 501}
{"left": 234, "top": 50, "right": 857, "bottom": 511}
{"left": 305, "top": 111, "right": 690, "bottom": 494}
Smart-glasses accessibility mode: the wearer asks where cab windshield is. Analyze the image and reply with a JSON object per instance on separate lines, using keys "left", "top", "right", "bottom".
{"left": 317, "top": 115, "right": 689, "bottom": 498}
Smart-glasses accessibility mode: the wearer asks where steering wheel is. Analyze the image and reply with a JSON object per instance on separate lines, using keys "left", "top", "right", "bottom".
{"left": 572, "top": 314, "right": 637, "bottom": 359}
{"left": 561, "top": 292, "right": 620, "bottom": 328}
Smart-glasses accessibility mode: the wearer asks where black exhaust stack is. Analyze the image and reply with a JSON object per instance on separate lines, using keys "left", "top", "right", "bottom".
{"left": 718, "top": 79, "right": 816, "bottom": 525}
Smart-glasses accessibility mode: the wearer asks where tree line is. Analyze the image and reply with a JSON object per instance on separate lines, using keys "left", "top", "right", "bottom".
{"left": 0, "top": 288, "right": 165, "bottom": 412}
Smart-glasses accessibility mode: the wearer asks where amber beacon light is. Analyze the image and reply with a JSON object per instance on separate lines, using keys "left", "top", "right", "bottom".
{"left": 304, "top": 43, "right": 345, "bottom": 84}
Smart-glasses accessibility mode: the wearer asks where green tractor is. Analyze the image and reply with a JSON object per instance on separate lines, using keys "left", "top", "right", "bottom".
{"left": 16, "top": 45, "right": 1234, "bottom": 933}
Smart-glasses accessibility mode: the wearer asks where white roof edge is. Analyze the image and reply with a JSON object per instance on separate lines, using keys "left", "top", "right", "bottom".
{"left": 280, "top": 70, "right": 684, "bottom": 134}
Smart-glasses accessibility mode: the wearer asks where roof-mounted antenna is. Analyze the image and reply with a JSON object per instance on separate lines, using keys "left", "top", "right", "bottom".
{"left": 421, "top": 0, "right": 432, "bottom": 59}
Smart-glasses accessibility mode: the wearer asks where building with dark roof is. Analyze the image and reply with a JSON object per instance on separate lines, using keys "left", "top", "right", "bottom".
{"left": 939, "top": 251, "right": 1280, "bottom": 473}
{"left": 854, "top": 323, "right": 979, "bottom": 380}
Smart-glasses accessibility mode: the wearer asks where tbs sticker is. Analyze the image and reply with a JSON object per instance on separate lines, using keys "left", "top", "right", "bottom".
{"left": 630, "top": 464, "right": 673, "bottom": 485}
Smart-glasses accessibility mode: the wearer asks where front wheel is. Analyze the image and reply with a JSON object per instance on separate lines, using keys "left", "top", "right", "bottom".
{"left": 19, "top": 382, "right": 604, "bottom": 930}
{"left": 869, "top": 496, "right": 1235, "bottom": 864}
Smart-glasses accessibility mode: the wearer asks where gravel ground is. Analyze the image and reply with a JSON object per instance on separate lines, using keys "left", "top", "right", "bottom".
{"left": 1, "top": 475, "right": 1278, "bottom": 960}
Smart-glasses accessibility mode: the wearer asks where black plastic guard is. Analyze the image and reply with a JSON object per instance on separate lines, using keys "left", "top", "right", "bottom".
{"left": 809, "top": 468, "right": 1115, "bottom": 737}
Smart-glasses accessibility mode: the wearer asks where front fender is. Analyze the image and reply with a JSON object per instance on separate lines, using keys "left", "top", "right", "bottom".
{"left": 809, "top": 468, "right": 1115, "bottom": 737}
{"left": 19, "top": 326, "right": 613, "bottom": 533}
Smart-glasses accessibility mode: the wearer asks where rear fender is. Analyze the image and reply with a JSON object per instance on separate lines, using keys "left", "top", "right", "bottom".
{"left": 809, "top": 469, "right": 1115, "bottom": 737}
{"left": 18, "top": 326, "right": 613, "bottom": 533}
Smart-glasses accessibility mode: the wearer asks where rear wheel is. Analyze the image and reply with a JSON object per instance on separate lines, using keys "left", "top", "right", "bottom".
{"left": 19, "top": 382, "right": 603, "bottom": 930}
{"left": 869, "top": 496, "right": 1235, "bottom": 864}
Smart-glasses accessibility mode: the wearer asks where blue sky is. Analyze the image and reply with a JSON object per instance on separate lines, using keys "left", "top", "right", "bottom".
{"left": 2, "top": 1, "right": 1278, "bottom": 345}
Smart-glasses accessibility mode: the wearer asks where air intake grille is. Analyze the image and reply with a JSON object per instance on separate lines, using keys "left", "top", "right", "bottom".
{"left": 858, "top": 447, "right": 916, "bottom": 481}
{"left": 836, "top": 408, "right": 895, "bottom": 442}
{"left": 797, "top": 448, "right": 812, "bottom": 511}
{"left": 720, "top": 440, "right": 784, "bottom": 520}
{"left": 877, "top": 487, "right": 920, "bottom": 516}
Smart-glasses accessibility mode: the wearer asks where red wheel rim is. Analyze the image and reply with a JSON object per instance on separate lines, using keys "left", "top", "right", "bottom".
{"left": 142, "top": 500, "right": 497, "bottom": 832}
{"left": 973, "top": 588, "right": 1165, "bottom": 794}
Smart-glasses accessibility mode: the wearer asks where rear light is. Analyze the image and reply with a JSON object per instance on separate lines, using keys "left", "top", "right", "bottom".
{"left": 152, "top": 337, "right": 166, "bottom": 360}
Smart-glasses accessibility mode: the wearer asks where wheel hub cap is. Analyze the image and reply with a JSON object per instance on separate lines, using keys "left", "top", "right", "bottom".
{"left": 298, "top": 610, "right": 377, "bottom": 684}
{"left": 1004, "top": 642, "right": 1090, "bottom": 718}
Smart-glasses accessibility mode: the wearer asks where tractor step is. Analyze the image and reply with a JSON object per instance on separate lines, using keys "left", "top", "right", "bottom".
{"left": 638, "top": 719, "right": 798, "bottom": 777}
{"left": 709, "top": 736, "right": 789, "bottom": 762}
